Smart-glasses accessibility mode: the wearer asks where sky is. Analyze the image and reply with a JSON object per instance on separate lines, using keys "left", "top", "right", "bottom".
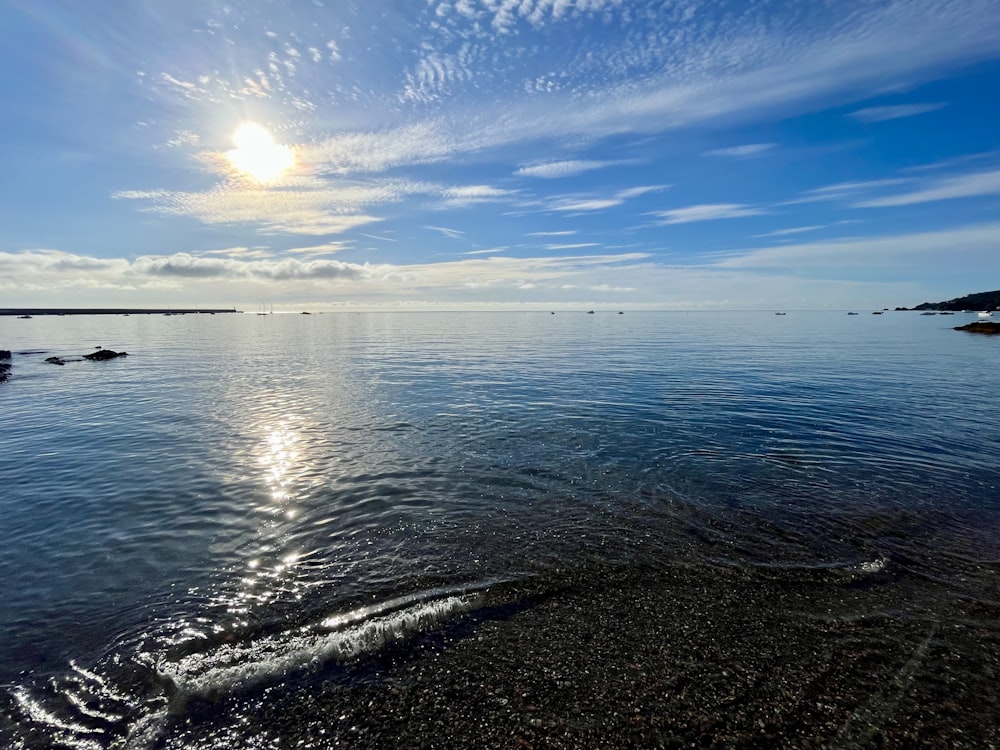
{"left": 1, "top": 0, "right": 999, "bottom": 311}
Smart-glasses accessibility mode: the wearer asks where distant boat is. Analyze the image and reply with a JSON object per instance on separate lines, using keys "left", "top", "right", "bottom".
{"left": 920, "top": 312, "right": 937, "bottom": 316}
{"left": 872, "top": 311, "right": 883, "bottom": 315}
{"left": 978, "top": 311, "right": 993, "bottom": 318}
{"left": 17, "top": 315, "right": 32, "bottom": 319}
{"left": 774, "top": 312, "right": 786, "bottom": 316}
{"left": 847, "top": 312, "right": 859, "bottom": 315}
{"left": 587, "top": 310, "right": 594, "bottom": 314}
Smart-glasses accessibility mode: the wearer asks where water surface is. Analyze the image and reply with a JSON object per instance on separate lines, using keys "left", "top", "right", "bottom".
{"left": 1, "top": 311, "right": 997, "bottom": 747}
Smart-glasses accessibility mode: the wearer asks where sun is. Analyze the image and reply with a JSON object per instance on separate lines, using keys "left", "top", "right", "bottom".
{"left": 226, "top": 122, "right": 295, "bottom": 183}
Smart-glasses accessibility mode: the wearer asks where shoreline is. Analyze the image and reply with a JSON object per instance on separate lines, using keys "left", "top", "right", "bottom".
{"left": 0, "top": 308, "right": 241, "bottom": 316}
{"left": 161, "top": 563, "right": 1000, "bottom": 749}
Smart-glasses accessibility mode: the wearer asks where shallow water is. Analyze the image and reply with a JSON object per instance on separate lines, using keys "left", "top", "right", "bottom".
{"left": 1, "top": 310, "right": 998, "bottom": 747}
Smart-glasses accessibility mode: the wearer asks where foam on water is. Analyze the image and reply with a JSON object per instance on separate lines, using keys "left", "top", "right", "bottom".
{"left": 3, "top": 584, "right": 500, "bottom": 749}
{"left": 154, "top": 592, "right": 479, "bottom": 698}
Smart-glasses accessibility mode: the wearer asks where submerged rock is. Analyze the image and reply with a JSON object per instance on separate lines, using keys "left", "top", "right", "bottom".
{"left": 954, "top": 322, "right": 1000, "bottom": 335}
{"left": 83, "top": 349, "right": 129, "bottom": 360}
{"left": 45, "top": 356, "right": 67, "bottom": 365}
{"left": 0, "top": 351, "right": 10, "bottom": 382}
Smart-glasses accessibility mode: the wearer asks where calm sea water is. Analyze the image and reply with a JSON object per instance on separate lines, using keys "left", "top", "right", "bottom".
{"left": 1, "top": 310, "right": 998, "bottom": 747}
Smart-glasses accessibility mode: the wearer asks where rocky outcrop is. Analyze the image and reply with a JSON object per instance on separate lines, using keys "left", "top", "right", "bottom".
{"left": 0, "top": 350, "right": 10, "bottom": 383}
{"left": 83, "top": 349, "right": 128, "bottom": 360}
{"left": 914, "top": 289, "right": 1000, "bottom": 311}
{"left": 954, "top": 322, "right": 1000, "bottom": 335}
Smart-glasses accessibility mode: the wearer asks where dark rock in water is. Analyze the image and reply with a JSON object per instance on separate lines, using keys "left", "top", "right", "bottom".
{"left": 83, "top": 349, "right": 129, "bottom": 360}
{"left": 0, "top": 361, "right": 10, "bottom": 383}
{"left": 954, "top": 322, "right": 1000, "bottom": 335}
{"left": 45, "top": 356, "right": 67, "bottom": 365}
{"left": 0, "top": 350, "right": 10, "bottom": 359}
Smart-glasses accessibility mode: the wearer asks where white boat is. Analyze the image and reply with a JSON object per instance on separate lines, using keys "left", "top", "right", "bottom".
{"left": 978, "top": 311, "right": 993, "bottom": 318}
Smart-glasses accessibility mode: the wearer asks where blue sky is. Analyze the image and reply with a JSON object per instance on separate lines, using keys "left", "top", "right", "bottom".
{"left": 1, "top": 0, "right": 999, "bottom": 310}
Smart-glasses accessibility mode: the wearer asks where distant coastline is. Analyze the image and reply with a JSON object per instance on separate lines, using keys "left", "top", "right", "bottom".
{"left": 906, "top": 289, "right": 1000, "bottom": 312}
{"left": 0, "top": 308, "right": 242, "bottom": 316}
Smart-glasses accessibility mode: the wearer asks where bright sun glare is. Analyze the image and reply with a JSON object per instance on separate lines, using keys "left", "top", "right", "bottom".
{"left": 227, "top": 122, "right": 295, "bottom": 183}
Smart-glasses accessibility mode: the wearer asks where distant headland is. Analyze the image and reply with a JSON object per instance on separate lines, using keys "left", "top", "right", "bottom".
{"left": 902, "top": 289, "right": 1000, "bottom": 312}
{"left": 0, "top": 308, "right": 241, "bottom": 316}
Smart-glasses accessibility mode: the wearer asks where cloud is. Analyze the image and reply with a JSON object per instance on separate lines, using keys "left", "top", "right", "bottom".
{"left": 545, "top": 243, "right": 599, "bottom": 250}
{"left": 847, "top": 103, "right": 946, "bottom": 123}
{"left": 615, "top": 185, "right": 668, "bottom": 199}
{"left": 426, "top": 225, "right": 465, "bottom": 238}
{"left": 752, "top": 225, "right": 825, "bottom": 238}
{"left": 527, "top": 230, "right": 576, "bottom": 236}
{"left": 301, "top": 123, "right": 469, "bottom": 175}
{"left": 515, "top": 160, "right": 617, "bottom": 178}
{"left": 704, "top": 143, "right": 776, "bottom": 157}
{"left": 545, "top": 185, "right": 665, "bottom": 213}
{"left": 653, "top": 203, "right": 765, "bottom": 224}
{"left": 589, "top": 284, "right": 636, "bottom": 292}
{"left": 780, "top": 178, "right": 912, "bottom": 205}
{"left": 550, "top": 198, "right": 623, "bottom": 212}
{"left": 134, "top": 253, "right": 234, "bottom": 278}
{"left": 440, "top": 184, "right": 518, "bottom": 207}
{"left": 0, "top": 249, "right": 127, "bottom": 276}
{"left": 113, "top": 179, "right": 436, "bottom": 235}
{"left": 854, "top": 168, "right": 1000, "bottom": 207}
{"left": 202, "top": 246, "right": 272, "bottom": 258}
{"left": 715, "top": 222, "right": 1000, "bottom": 273}
{"left": 286, "top": 242, "right": 352, "bottom": 256}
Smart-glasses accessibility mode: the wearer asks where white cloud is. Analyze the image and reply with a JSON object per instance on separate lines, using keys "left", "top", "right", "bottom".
{"left": 440, "top": 184, "right": 517, "bottom": 207}
{"left": 704, "top": 143, "right": 776, "bottom": 157}
{"left": 286, "top": 242, "right": 352, "bottom": 255}
{"left": 545, "top": 243, "right": 599, "bottom": 249}
{"left": 113, "top": 178, "right": 436, "bottom": 235}
{"left": 781, "top": 178, "right": 912, "bottom": 205}
{"left": 855, "top": 168, "right": 1000, "bottom": 207}
{"left": 543, "top": 185, "right": 664, "bottom": 214}
{"left": 550, "top": 197, "right": 623, "bottom": 212}
{"left": 752, "top": 226, "right": 825, "bottom": 238}
{"left": 715, "top": 222, "right": 1000, "bottom": 272}
{"left": 848, "top": 102, "right": 946, "bottom": 122}
{"left": 615, "top": 185, "right": 668, "bottom": 199}
{"left": 357, "top": 233, "right": 398, "bottom": 242}
{"left": 653, "top": 203, "right": 765, "bottom": 224}
{"left": 515, "top": 160, "right": 617, "bottom": 178}
{"left": 426, "top": 225, "right": 465, "bottom": 238}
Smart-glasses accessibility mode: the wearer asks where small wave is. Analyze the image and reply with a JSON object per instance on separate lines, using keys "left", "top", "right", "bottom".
{"left": 5, "top": 581, "right": 509, "bottom": 749}
{"left": 151, "top": 580, "right": 514, "bottom": 701}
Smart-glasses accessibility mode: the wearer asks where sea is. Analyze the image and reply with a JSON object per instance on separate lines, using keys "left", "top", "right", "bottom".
{"left": 1, "top": 310, "right": 998, "bottom": 748}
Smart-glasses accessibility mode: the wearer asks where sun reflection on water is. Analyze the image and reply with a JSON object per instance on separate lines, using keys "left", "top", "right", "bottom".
{"left": 209, "top": 419, "right": 316, "bottom": 629}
